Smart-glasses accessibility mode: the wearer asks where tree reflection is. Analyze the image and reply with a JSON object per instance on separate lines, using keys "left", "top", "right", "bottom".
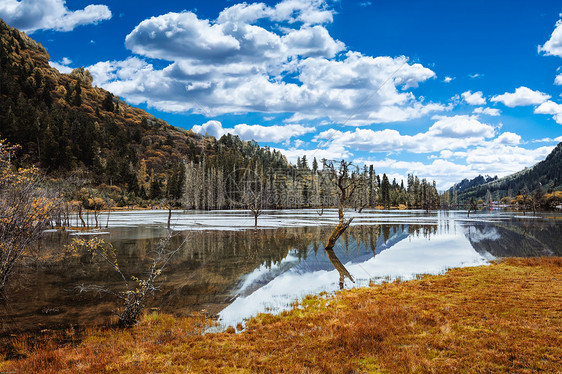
{"left": 325, "top": 248, "right": 353, "bottom": 290}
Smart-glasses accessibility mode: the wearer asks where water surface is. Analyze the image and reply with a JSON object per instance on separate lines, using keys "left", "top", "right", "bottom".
{"left": 2, "top": 209, "right": 561, "bottom": 332}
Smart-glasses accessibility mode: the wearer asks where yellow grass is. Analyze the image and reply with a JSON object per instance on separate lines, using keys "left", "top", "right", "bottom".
{"left": 2, "top": 257, "right": 561, "bottom": 373}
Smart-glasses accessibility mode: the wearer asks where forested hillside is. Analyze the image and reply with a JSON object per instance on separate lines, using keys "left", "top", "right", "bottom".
{"left": 0, "top": 19, "right": 292, "bottom": 207}
{"left": 453, "top": 142, "right": 562, "bottom": 206}
{"left": 0, "top": 19, "right": 440, "bottom": 210}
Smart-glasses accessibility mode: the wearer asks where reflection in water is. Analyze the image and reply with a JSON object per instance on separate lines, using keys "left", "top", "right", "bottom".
{"left": 325, "top": 249, "right": 353, "bottom": 290}
{"left": 1, "top": 210, "right": 561, "bottom": 333}
{"left": 217, "top": 220, "right": 489, "bottom": 327}
{"left": 465, "top": 217, "right": 562, "bottom": 257}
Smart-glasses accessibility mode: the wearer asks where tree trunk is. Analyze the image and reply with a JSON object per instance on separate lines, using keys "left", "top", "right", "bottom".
{"left": 78, "top": 205, "right": 86, "bottom": 228}
{"left": 167, "top": 207, "right": 172, "bottom": 230}
{"left": 106, "top": 207, "right": 111, "bottom": 228}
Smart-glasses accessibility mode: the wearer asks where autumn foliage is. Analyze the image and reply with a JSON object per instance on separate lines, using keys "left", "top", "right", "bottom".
{"left": 0, "top": 142, "right": 61, "bottom": 293}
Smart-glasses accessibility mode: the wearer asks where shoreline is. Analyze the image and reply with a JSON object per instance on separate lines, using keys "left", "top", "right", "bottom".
{"left": 2, "top": 257, "right": 561, "bottom": 373}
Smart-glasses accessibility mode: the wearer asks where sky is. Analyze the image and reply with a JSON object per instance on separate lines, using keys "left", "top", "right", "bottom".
{"left": 2, "top": 0, "right": 562, "bottom": 190}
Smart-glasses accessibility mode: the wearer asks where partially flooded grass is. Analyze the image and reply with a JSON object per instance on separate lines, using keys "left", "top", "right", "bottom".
{"left": 1, "top": 257, "right": 561, "bottom": 373}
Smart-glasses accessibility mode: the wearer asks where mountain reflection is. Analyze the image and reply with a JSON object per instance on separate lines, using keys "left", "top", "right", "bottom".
{"left": 3, "top": 210, "right": 562, "bottom": 332}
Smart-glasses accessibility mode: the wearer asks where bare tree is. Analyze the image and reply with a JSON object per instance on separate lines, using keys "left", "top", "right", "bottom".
{"left": 226, "top": 167, "right": 267, "bottom": 231}
{"left": 70, "top": 232, "right": 187, "bottom": 327}
{"left": 321, "top": 160, "right": 367, "bottom": 287}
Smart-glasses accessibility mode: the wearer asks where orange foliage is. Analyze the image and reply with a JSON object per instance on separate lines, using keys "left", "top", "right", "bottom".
{"left": 2, "top": 258, "right": 561, "bottom": 373}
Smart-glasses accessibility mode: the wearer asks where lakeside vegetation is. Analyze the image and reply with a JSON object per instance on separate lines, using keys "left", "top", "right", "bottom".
{"left": 1, "top": 257, "right": 560, "bottom": 373}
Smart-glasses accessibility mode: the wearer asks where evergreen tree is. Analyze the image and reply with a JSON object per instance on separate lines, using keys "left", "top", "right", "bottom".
{"left": 381, "top": 173, "right": 390, "bottom": 209}
{"left": 73, "top": 80, "right": 82, "bottom": 106}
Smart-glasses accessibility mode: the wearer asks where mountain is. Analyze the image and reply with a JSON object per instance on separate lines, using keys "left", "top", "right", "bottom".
{"left": 0, "top": 19, "right": 289, "bottom": 205}
{"left": 455, "top": 142, "right": 562, "bottom": 203}
{"left": 449, "top": 175, "right": 498, "bottom": 195}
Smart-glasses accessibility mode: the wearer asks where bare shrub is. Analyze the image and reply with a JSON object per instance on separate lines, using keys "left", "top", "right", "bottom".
{"left": 69, "top": 232, "right": 186, "bottom": 327}
{"left": 0, "top": 143, "right": 61, "bottom": 295}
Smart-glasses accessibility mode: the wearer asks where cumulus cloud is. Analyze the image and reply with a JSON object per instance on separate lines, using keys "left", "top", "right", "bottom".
{"left": 493, "top": 132, "right": 521, "bottom": 145}
{"left": 473, "top": 107, "right": 501, "bottom": 116}
{"left": 490, "top": 86, "right": 550, "bottom": 107}
{"left": 48, "top": 56, "right": 74, "bottom": 73}
{"left": 0, "top": 0, "right": 111, "bottom": 33}
{"left": 357, "top": 143, "right": 554, "bottom": 190}
{"left": 532, "top": 135, "right": 562, "bottom": 143}
{"left": 359, "top": 158, "right": 473, "bottom": 190}
{"left": 87, "top": 0, "right": 442, "bottom": 124}
{"left": 313, "top": 115, "right": 496, "bottom": 154}
{"left": 443, "top": 76, "right": 454, "bottom": 83}
{"left": 191, "top": 120, "right": 316, "bottom": 143}
{"left": 538, "top": 19, "right": 562, "bottom": 57}
{"left": 461, "top": 91, "right": 486, "bottom": 105}
{"left": 274, "top": 144, "right": 351, "bottom": 164}
{"left": 534, "top": 100, "right": 562, "bottom": 124}
{"left": 464, "top": 144, "right": 554, "bottom": 175}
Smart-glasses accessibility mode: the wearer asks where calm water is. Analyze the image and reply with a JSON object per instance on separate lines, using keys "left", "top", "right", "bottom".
{"left": 2, "top": 209, "right": 561, "bottom": 332}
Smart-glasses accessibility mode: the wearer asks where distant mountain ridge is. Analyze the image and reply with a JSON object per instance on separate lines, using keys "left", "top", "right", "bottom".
{"left": 455, "top": 142, "right": 562, "bottom": 202}
{"left": 449, "top": 175, "right": 498, "bottom": 195}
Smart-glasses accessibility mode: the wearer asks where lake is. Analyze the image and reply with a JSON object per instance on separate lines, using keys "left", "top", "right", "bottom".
{"left": 2, "top": 209, "right": 561, "bottom": 333}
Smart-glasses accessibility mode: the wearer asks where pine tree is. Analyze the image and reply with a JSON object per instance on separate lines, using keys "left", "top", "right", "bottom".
{"left": 73, "top": 80, "right": 82, "bottom": 106}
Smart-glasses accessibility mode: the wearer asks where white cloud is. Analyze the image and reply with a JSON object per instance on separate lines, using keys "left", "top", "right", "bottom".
{"left": 469, "top": 73, "right": 482, "bottom": 79}
{"left": 464, "top": 144, "right": 554, "bottom": 175}
{"left": 357, "top": 143, "right": 554, "bottom": 190}
{"left": 493, "top": 132, "right": 521, "bottom": 145}
{"left": 273, "top": 144, "right": 351, "bottom": 164}
{"left": 270, "top": 0, "right": 334, "bottom": 24}
{"left": 0, "top": 0, "right": 111, "bottom": 33}
{"left": 49, "top": 61, "right": 72, "bottom": 74}
{"left": 87, "top": 0, "right": 442, "bottom": 124}
{"left": 48, "top": 56, "right": 74, "bottom": 73}
{"left": 534, "top": 100, "right": 562, "bottom": 124}
{"left": 443, "top": 76, "right": 454, "bottom": 83}
{"left": 191, "top": 120, "right": 316, "bottom": 143}
{"left": 491, "top": 86, "right": 550, "bottom": 107}
{"left": 359, "top": 158, "right": 473, "bottom": 190}
{"left": 293, "top": 139, "right": 305, "bottom": 148}
{"left": 314, "top": 115, "right": 496, "bottom": 154}
{"left": 532, "top": 135, "right": 562, "bottom": 143}
{"left": 461, "top": 91, "right": 486, "bottom": 105}
{"left": 473, "top": 107, "right": 501, "bottom": 116}
{"left": 282, "top": 26, "right": 345, "bottom": 58}
{"left": 538, "top": 19, "right": 562, "bottom": 57}
{"left": 429, "top": 115, "right": 495, "bottom": 138}
{"left": 555, "top": 73, "right": 562, "bottom": 85}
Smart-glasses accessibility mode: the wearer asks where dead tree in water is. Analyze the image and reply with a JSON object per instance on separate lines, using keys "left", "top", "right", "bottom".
{"left": 226, "top": 168, "right": 266, "bottom": 232}
{"left": 70, "top": 232, "right": 186, "bottom": 327}
{"left": 322, "top": 160, "right": 368, "bottom": 287}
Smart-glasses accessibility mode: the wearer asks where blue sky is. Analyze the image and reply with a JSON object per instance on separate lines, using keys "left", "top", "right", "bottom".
{"left": 2, "top": 0, "right": 562, "bottom": 189}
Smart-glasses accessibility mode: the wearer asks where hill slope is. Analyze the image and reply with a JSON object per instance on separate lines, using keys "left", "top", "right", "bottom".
{"left": 456, "top": 142, "right": 562, "bottom": 202}
{"left": 0, "top": 19, "right": 289, "bottom": 205}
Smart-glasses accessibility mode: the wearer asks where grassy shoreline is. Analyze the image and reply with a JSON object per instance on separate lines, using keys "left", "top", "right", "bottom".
{"left": 2, "top": 257, "right": 561, "bottom": 373}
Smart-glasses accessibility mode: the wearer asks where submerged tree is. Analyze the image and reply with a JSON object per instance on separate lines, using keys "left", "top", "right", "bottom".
{"left": 322, "top": 160, "right": 368, "bottom": 287}
{"left": 70, "top": 232, "right": 186, "bottom": 327}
